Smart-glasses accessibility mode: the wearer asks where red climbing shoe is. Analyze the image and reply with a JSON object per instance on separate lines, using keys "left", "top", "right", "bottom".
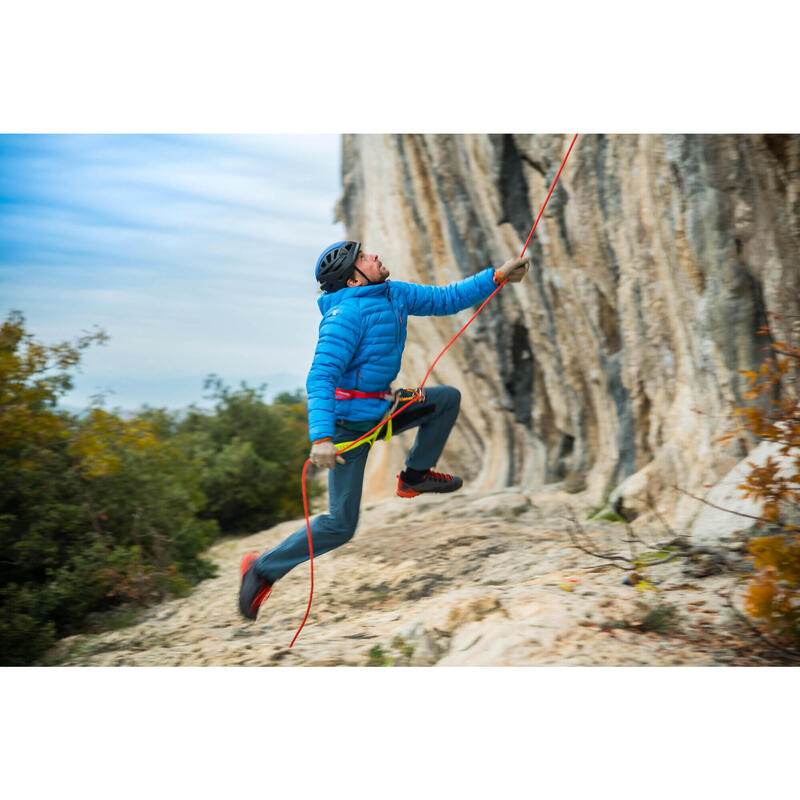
{"left": 238, "top": 551, "right": 273, "bottom": 620}
{"left": 396, "top": 469, "right": 464, "bottom": 498}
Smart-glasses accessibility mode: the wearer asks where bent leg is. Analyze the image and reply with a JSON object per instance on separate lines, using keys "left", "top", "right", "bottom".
{"left": 255, "top": 427, "right": 370, "bottom": 584}
{"left": 399, "top": 385, "right": 461, "bottom": 472}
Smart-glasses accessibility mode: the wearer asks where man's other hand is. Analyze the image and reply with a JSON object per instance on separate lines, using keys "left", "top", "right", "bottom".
{"left": 495, "top": 256, "right": 530, "bottom": 284}
{"left": 310, "top": 439, "right": 346, "bottom": 469}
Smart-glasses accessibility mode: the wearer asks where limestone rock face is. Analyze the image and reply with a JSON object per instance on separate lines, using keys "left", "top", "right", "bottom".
{"left": 336, "top": 134, "right": 800, "bottom": 529}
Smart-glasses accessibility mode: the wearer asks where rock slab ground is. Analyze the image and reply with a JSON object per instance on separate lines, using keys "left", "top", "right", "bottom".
{"left": 45, "top": 488, "right": 790, "bottom": 667}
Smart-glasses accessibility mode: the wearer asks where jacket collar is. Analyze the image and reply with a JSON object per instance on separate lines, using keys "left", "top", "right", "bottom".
{"left": 318, "top": 280, "right": 390, "bottom": 314}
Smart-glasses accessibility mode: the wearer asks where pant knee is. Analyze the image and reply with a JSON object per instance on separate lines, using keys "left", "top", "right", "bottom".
{"left": 326, "top": 513, "right": 358, "bottom": 542}
{"left": 444, "top": 386, "right": 461, "bottom": 411}
{"left": 339, "top": 525, "right": 357, "bottom": 543}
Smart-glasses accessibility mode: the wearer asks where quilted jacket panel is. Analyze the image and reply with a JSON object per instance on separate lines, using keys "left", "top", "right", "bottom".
{"left": 306, "top": 268, "right": 497, "bottom": 442}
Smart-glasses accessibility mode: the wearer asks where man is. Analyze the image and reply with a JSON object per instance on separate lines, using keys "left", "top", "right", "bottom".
{"left": 238, "top": 241, "right": 529, "bottom": 619}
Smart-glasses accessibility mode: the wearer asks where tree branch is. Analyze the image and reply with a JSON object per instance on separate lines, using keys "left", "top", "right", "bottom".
{"left": 563, "top": 511, "right": 634, "bottom": 570}
{"left": 673, "top": 486, "right": 775, "bottom": 525}
{"left": 624, "top": 521, "right": 664, "bottom": 551}
{"left": 647, "top": 492, "right": 679, "bottom": 541}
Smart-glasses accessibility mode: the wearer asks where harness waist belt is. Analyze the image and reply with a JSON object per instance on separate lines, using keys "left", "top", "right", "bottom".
{"left": 334, "top": 387, "right": 393, "bottom": 400}
{"left": 336, "top": 417, "right": 383, "bottom": 432}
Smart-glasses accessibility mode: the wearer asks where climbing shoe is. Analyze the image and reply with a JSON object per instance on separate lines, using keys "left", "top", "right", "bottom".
{"left": 238, "top": 551, "right": 273, "bottom": 620}
{"left": 396, "top": 469, "right": 463, "bottom": 498}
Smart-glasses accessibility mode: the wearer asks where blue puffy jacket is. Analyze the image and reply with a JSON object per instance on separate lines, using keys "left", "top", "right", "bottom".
{"left": 306, "top": 268, "right": 498, "bottom": 443}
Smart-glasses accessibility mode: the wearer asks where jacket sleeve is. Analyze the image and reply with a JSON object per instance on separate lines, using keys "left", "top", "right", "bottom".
{"left": 306, "top": 306, "right": 362, "bottom": 443}
{"left": 400, "top": 267, "right": 498, "bottom": 316}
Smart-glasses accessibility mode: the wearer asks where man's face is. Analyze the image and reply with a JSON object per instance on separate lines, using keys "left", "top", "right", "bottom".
{"left": 348, "top": 250, "right": 390, "bottom": 286}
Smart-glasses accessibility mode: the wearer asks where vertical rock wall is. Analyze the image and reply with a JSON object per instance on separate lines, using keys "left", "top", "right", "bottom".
{"left": 335, "top": 134, "right": 800, "bottom": 526}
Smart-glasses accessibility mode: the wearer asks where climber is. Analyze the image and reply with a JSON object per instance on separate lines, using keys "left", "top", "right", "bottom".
{"left": 238, "top": 240, "right": 529, "bottom": 619}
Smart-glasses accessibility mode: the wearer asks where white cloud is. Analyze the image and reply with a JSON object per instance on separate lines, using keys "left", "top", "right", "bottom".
{"left": 0, "top": 134, "right": 345, "bottom": 409}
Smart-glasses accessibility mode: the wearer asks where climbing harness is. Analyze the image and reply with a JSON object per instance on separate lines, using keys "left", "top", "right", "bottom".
{"left": 334, "top": 388, "right": 394, "bottom": 401}
{"left": 333, "top": 388, "right": 426, "bottom": 453}
{"left": 290, "top": 133, "right": 579, "bottom": 647}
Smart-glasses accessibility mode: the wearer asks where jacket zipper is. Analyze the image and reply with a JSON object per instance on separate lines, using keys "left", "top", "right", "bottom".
{"left": 391, "top": 297, "right": 400, "bottom": 349}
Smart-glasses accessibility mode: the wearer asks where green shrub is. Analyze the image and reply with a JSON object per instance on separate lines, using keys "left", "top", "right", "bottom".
{"left": 1, "top": 313, "right": 318, "bottom": 664}
{"left": 177, "top": 377, "right": 323, "bottom": 534}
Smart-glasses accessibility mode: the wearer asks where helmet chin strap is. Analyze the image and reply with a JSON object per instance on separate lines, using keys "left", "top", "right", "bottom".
{"left": 352, "top": 265, "right": 379, "bottom": 286}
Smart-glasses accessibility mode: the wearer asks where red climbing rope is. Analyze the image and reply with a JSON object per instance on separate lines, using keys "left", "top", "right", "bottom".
{"left": 289, "top": 133, "right": 579, "bottom": 647}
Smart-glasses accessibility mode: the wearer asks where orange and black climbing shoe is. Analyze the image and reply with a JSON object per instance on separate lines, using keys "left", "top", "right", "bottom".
{"left": 396, "top": 469, "right": 463, "bottom": 498}
{"left": 238, "top": 551, "right": 273, "bottom": 620}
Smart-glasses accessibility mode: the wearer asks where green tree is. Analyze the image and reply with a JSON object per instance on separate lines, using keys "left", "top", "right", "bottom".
{"left": 0, "top": 312, "right": 217, "bottom": 665}
{"left": 178, "top": 376, "right": 322, "bottom": 534}
{"left": 1, "top": 314, "right": 318, "bottom": 665}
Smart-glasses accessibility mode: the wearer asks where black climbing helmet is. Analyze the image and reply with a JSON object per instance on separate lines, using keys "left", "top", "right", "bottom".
{"left": 315, "top": 240, "right": 361, "bottom": 293}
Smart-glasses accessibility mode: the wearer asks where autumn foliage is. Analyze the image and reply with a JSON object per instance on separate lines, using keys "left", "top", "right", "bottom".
{"left": 0, "top": 312, "right": 318, "bottom": 665}
{"left": 729, "top": 317, "right": 800, "bottom": 648}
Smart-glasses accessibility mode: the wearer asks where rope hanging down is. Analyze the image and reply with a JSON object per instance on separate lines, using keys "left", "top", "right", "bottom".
{"left": 290, "top": 133, "right": 579, "bottom": 647}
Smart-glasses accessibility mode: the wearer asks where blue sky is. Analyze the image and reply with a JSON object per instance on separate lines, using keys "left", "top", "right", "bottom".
{"left": 0, "top": 134, "right": 345, "bottom": 410}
